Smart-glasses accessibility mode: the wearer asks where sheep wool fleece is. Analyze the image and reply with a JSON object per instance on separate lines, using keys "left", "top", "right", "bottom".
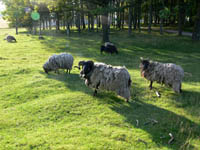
{"left": 142, "top": 61, "right": 184, "bottom": 92}
{"left": 85, "top": 63, "right": 131, "bottom": 100}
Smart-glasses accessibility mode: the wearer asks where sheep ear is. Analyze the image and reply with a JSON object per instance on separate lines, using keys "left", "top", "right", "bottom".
{"left": 140, "top": 57, "right": 143, "bottom": 61}
{"left": 87, "top": 61, "right": 94, "bottom": 69}
{"left": 89, "top": 61, "right": 94, "bottom": 67}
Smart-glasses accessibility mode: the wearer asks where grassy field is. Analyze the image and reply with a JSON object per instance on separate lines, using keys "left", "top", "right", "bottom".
{"left": 0, "top": 28, "right": 200, "bottom": 150}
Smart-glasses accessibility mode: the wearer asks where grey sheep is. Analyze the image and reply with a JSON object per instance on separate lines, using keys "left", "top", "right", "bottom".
{"left": 79, "top": 61, "right": 132, "bottom": 102}
{"left": 140, "top": 57, "right": 184, "bottom": 93}
{"left": 43, "top": 53, "right": 74, "bottom": 74}
{"left": 4, "top": 35, "right": 17, "bottom": 42}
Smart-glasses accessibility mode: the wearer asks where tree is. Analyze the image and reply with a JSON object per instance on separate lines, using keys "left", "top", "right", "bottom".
{"left": 159, "top": 7, "right": 170, "bottom": 34}
{"left": 1, "top": 0, "right": 30, "bottom": 34}
{"left": 148, "top": 0, "right": 153, "bottom": 33}
{"left": 128, "top": 0, "right": 134, "bottom": 35}
{"left": 83, "top": 0, "right": 111, "bottom": 42}
{"left": 192, "top": 0, "right": 200, "bottom": 40}
{"left": 178, "top": 0, "right": 185, "bottom": 36}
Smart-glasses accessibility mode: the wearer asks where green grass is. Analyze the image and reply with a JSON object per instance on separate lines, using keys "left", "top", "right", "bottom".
{"left": 0, "top": 28, "right": 200, "bottom": 150}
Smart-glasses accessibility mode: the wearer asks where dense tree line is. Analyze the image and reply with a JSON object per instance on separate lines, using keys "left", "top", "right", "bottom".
{"left": 1, "top": 0, "right": 200, "bottom": 41}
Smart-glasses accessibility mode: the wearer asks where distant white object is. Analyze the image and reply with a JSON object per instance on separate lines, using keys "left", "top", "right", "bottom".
{"left": 0, "top": 18, "right": 9, "bottom": 28}
{"left": 66, "top": 43, "right": 69, "bottom": 48}
{"left": 156, "top": 91, "right": 161, "bottom": 98}
{"left": 0, "top": 2, "right": 6, "bottom": 12}
{"left": 24, "top": 7, "right": 31, "bottom": 13}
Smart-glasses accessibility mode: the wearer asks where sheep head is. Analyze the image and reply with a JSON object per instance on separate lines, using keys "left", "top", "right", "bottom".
{"left": 140, "top": 57, "right": 150, "bottom": 77}
{"left": 80, "top": 60, "right": 94, "bottom": 79}
{"left": 43, "top": 64, "right": 50, "bottom": 74}
{"left": 140, "top": 57, "right": 150, "bottom": 70}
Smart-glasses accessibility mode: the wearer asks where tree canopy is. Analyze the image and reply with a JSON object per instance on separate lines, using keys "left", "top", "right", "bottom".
{"left": 1, "top": 0, "right": 200, "bottom": 40}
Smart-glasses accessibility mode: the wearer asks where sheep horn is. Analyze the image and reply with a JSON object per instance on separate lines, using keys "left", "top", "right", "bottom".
{"left": 74, "top": 66, "right": 80, "bottom": 70}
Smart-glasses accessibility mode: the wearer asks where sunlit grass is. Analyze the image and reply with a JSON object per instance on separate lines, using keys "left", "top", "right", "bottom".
{"left": 0, "top": 28, "right": 199, "bottom": 150}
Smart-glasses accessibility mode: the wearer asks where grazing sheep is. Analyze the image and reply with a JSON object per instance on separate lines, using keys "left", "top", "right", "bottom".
{"left": 43, "top": 53, "right": 74, "bottom": 74}
{"left": 140, "top": 57, "right": 184, "bottom": 93}
{"left": 4, "top": 35, "right": 17, "bottom": 42}
{"left": 79, "top": 60, "right": 131, "bottom": 102}
{"left": 100, "top": 42, "right": 118, "bottom": 54}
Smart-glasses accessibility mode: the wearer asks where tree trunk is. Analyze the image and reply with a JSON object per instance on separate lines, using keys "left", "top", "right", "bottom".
{"left": 49, "top": 18, "right": 51, "bottom": 30}
{"left": 102, "top": 13, "right": 109, "bottom": 42}
{"left": 160, "top": 18, "right": 163, "bottom": 35}
{"left": 91, "top": 14, "right": 94, "bottom": 31}
{"left": 15, "top": 17, "right": 18, "bottom": 35}
{"left": 192, "top": 0, "right": 200, "bottom": 40}
{"left": 77, "top": 13, "right": 81, "bottom": 34}
{"left": 144, "top": 3, "right": 148, "bottom": 25}
{"left": 96, "top": 15, "right": 99, "bottom": 32}
{"left": 137, "top": 0, "right": 142, "bottom": 32}
{"left": 66, "top": 21, "right": 70, "bottom": 37}
{"left": 128, "top": 2, "right": 133, "bottom": 35}
{"left": 80, "top": 0, "right": 85, "bottom": 29}
{"left": 133, "top": 0, "right": 137, "bottom": 30}
{"left": 98, "top": 15, "right": 101, "bottom": 28}
{"left": 117, "top": 1, "right": 121, "bottom": 29}
{"left": 148, "top": 0, "right": 153, "bottom": 33}
{"left": 33, "top": 21, "right": 37, "bottom": 35}
{"left": 39, "top": 18, "right": 41, "bottom": 35}
{"left": 42, "top": 18, "right": 45, "bottom": 30}
{"left": 178, "top": 0, "right": 185, "bottom": 36}
{"left": 88, "top": 14, "right": 91, "bottom": 31}
{"left": 121, "top": 2, "right": 125, "bottom": 30}
{"left": 56, "top": 13, "right": 60, "bottom": 32}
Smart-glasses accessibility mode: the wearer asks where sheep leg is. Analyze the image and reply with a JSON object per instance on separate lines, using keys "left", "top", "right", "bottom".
{"left": 173, "top": 82, "right": 181, "bottom": 93}
{"left": 93, "top": 81, "right": 100, "bottom": 96}
{"left": 69, "top": 70, "right": 71, "bottom": 74}
{"left": 93, "top": 89, "right": 97, "bottom": 96}
{"left": 149, "top": 81, "right": 153, "bottom": 90}
{"left": 180, "top": 84, "right": 182, "bottom": 93}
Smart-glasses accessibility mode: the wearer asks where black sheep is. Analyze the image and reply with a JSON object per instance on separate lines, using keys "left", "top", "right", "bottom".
{"left": 4, "top": 35, "right": 17, "bottom": 43}
{"left": 100, "top": 42, "right": 118, "bottom": 54}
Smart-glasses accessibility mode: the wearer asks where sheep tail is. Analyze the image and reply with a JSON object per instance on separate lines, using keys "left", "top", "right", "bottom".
{"left": 128, "top": 78, "right": 132, "bottom": 87}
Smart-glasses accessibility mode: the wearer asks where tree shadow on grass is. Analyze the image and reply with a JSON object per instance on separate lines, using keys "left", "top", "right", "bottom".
{"left": 88, "top": 82, "right": 200, "bottom": 149}
{"left": 109, "top": 99, "right": 200, "bottom": 150}
{"left": 168, "top": 89, "right": 200, "bottom": 117}
{"left": 40, "top": 70, "right": 200, "bottom": 149}
{"left": 40, "top": 71, "right": 93, "bottom": 95}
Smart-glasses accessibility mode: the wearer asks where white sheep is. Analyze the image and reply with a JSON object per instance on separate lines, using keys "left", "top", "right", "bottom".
{"left": 140, "top": 57, "right": 184, "bottom": 93}
{"left": 79, "top": 61, "right": 132, "bottom": 102}
{"left": 43, "top": 53, "right": 74, "bottom": 74}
